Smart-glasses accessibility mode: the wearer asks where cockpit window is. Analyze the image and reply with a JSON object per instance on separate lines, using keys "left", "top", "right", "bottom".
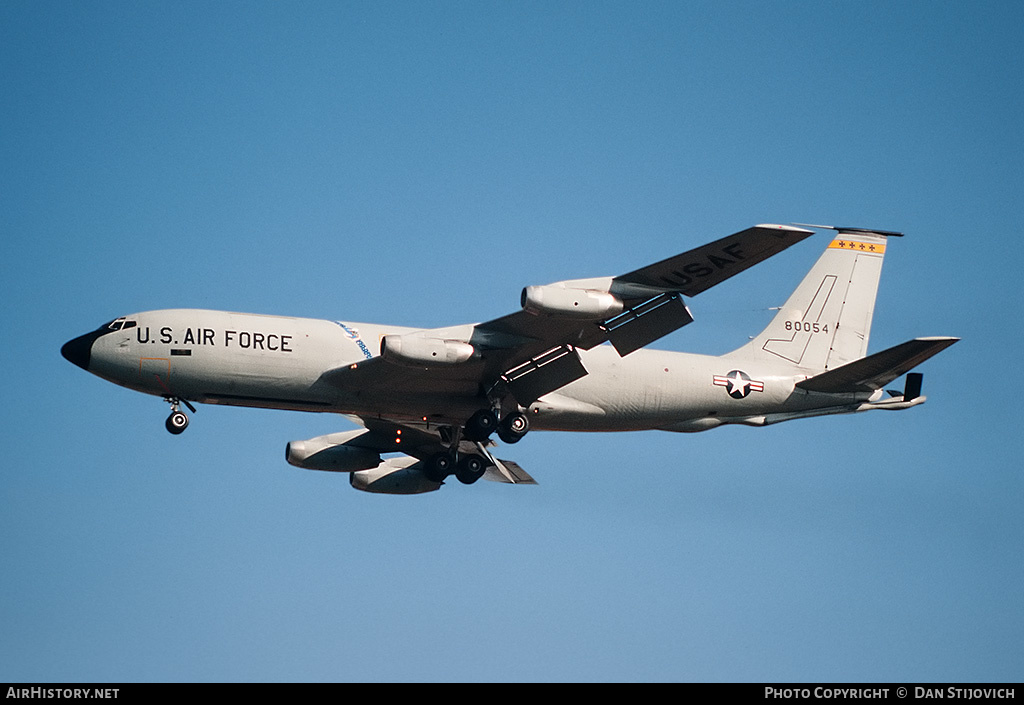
{"left": 106, "top": 317, "right": 137, "bottom": 331}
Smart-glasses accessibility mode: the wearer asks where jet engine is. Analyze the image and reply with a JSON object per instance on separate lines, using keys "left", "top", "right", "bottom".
{"left": 380, "top": 334, "right": 477, "bottom": 366}
{"left": 350, "top": 458, "right": 442, "bottom": 495}
{"left": 286, "top": 430, "right": 382, "bottom": 471}
{"left": 521, "top": 285, "right": 623, "bottom": 319}
{"left": 287, "top": 431, "right": 442, "bottom": 494}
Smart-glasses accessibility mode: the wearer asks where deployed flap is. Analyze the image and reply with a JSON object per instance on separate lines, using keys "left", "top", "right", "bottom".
{"left": 500, "top": 344, "right": 588, "bottom": 405}
{"left": 472, "top": 440, "right": 538, "bottom": 484}
{"left": 484, "top": 458, "right": 537, "bottom": 485}
{"left": 796, "top": 337, "right": 958, "bottom": 393}
{"left": 602, "top": 293, "right": 694, "bottom": 356}
{"left": 614, "top": 224, "right": 814, "bottom": 296}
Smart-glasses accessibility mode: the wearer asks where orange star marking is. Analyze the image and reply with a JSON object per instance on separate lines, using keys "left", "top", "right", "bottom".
{"left": 828, "top": 239, "right": 886, "bottom": 254}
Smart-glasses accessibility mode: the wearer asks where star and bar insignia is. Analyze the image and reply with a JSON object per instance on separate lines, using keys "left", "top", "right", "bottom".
{"left": 713, "top": 370, "right": 764, "bottom": 399}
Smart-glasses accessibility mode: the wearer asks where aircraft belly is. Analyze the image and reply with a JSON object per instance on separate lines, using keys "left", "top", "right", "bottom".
{"left": 341, "top": 393, "right": 490, "bottom": 424}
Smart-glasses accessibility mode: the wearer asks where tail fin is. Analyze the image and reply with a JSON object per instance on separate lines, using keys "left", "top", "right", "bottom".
{"left": 728, "top": 226, "right": 900, "bottom": 372}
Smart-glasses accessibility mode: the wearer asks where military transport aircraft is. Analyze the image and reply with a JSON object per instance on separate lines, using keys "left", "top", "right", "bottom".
{"left": 62, "top": 224, "right": 956, "bottom": 494}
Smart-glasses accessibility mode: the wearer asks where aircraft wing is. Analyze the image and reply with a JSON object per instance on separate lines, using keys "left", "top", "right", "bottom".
{"left": 613, "top": 223, "right": 816, "bottom": 296}
{"left": 324, "top": 224, "right": 813, "bottom": 408}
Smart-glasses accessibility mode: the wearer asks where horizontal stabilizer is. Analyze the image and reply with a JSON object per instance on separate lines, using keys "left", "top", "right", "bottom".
{"left": 796, "top": 337, "right": 958, "bottom": 394}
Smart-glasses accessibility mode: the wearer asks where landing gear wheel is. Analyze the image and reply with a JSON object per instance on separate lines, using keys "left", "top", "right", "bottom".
{"left": 165, "top": 410, "right": 189, "bottom": 435}
{"left": 464, "top": 409, "right": 498, "bottom": 441}
{"left": 163, "top": 396, "right": 195, "bottom": 435}
{"left": 455, "top": 455, "right": 487, "bottom": 485}
{"left": 497, "top": 412, "right": 529, "bottom": 444}
{"left": 424, "top": 452, "right": 453, "bottom": 483}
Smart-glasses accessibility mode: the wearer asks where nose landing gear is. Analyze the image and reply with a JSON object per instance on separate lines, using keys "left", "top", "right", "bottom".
{"left": 163, "top": 397, "right": 196, "bottom": 435}
{"left": 166, "top": 410, "right": 189, "bottom": 434}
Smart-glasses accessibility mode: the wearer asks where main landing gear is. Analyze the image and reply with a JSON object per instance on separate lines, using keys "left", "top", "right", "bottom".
{"left": 465, "top": 409, "right": 530, "bottom": 444}
{"left": 163, "top": 397, "right": 196, "bottom": 435}
{"left": 498, "top": 411, "right": 530, "bottom": 444}
{"left": 424, "top": 449, "right": 489, "bottom": 485}
{"left": 423, "top": 408, "right": 530, "bottom": 485}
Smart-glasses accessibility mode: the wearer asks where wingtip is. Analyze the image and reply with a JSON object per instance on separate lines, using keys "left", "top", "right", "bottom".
{"left": 915, "top": 336, "right": 960, "bottom": 344}
{"left": 756, "top": 223, "right": 815, "bottom": 234}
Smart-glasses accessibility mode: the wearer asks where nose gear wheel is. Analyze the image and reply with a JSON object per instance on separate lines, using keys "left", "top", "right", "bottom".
{"left": 163, "top": 396, "right": 196, "bottom": 435}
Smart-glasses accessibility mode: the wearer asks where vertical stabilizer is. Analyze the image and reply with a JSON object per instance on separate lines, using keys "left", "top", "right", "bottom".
{"left": 728, "top": 227, "right": 899, "bottom": 372}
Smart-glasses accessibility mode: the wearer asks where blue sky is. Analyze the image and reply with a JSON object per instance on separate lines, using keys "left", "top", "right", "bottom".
{"left": 2, "top": 1, "right": 1022, "bottom": 682}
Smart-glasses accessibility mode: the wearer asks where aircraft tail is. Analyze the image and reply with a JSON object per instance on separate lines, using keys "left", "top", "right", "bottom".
{"left": 795, "top": 337, "right": 959, "bottom": 394}
{"left": 727, "top": 226, "right": 901, "bottom": 372}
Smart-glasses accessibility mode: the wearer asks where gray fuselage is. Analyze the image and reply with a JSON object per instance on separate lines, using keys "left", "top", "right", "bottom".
{"left": 66, "top": 308, "right": 863, "bottom": 433}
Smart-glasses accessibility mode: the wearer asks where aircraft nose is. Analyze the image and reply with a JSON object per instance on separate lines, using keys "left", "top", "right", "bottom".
{"left": 61, "top": 332, "right": 94, "bottom": 370}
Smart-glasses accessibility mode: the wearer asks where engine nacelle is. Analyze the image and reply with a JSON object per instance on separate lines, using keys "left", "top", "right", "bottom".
{"left": 286, "top": 430, "right": 382, "bottom": 471}
{"left": 380, "top": 334, "right": 477, "bottom": 366}
{"left": 350, "top": 458, "right": 442, "bottom": 495}
{"left": 521, "top": 285, "right": 624, "bottom": 319}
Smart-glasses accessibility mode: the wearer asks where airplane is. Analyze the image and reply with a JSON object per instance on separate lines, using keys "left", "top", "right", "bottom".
{"left": 61, "top": 223, "right": 957, "bottom": 495}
